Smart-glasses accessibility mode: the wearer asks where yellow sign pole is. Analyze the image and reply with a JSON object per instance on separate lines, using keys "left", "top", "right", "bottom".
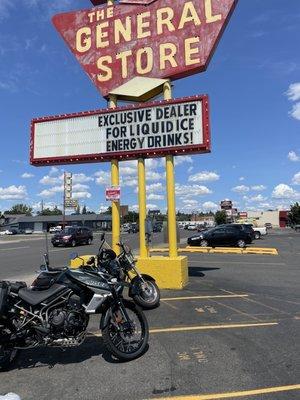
{"left": 163, "top": 81, "right": 178, "bottom": 258}
{"left": 138, "top": 158, "right": 148, "bottom": 257}
{"left": 109, "top": 94, "right": 120, "bottom": 254}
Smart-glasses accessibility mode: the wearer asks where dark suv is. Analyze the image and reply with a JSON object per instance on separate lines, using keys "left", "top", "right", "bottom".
{"left": 187, "top": 224, "right": 253, "bottom": 248}
{"left": 51, "top": 226, "right": 93, "bottom": 247}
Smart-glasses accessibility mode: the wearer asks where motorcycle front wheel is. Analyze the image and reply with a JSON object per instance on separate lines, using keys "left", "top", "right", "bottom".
{"left": 133, "top": 279, "right": 160, "bottom": 310}
{"left": 102, "top": 300, "right": 149, "bottom": 361}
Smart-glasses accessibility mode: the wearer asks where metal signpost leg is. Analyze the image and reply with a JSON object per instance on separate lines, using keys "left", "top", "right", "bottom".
{"left": 166, "top": 155, "right": 178, "bottom": 258}
{"left": 138, "top": 158, "right": 148, "bottom": 258}
{"left": 109, "top": 94, "right": 120, "bottom": 254}
{"left": 163, "top": 81, "right": 178, "bottom": 258}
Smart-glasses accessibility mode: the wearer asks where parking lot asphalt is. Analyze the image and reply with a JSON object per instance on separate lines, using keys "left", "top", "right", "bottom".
{"left": 0, "top": 229, "right": 299, "bottom": 399}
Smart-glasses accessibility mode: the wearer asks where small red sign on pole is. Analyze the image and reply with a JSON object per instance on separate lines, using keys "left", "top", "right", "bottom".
{"left": 106, "top": 187, "right": 121, "bottom": 202}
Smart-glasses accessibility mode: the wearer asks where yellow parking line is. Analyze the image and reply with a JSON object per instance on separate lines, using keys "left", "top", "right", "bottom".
{"left": 89, "top": 321, "right": 277, "bottom": 338}
{"left": 150, "top": 322, "right": 278, "bottom": 334}
{"left": 149, "top": 384, "right": 300, "bottom": 399}
{"left": 162, "top": 295, "right": 249, "bottom": 301}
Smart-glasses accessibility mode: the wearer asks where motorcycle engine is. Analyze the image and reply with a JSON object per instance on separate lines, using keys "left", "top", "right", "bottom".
{"left": 48, "top": 295, "right": 88, "bottom": 337}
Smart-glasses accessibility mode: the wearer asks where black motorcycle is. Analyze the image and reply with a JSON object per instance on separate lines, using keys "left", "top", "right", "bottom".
{"left": 82, "top": 234, "right": 160, "bottom": 310}
{"left": 0, "top": 254, "right": 149, "bottom": 371}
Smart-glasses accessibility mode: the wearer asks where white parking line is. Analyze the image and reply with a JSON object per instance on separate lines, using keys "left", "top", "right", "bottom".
{"left": 0, "top": 246, "right": 30, "bottom": 251}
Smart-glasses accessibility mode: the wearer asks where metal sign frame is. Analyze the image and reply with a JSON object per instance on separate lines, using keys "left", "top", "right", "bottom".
{"left": 30, "top": 95, "right": 210, "bottom": 166}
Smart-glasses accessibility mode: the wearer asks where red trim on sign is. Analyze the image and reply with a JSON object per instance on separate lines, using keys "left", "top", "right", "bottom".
{"left": 30, "top": 95, "right": 211, "bottom": 166}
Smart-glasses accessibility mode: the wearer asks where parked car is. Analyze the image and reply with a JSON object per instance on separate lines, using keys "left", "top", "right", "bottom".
{"left": 49, "top": 226, "right": 62, "bottom": 234}
{"left": 7, "top": 228, "right": 25, "bottom": 235}
{"left": 128, "top": 223, "right": 139, "bottom": 233}
{"left": 187, "top": 222, "right": 198, "bottom": 231}
{"left": 187, "top": 225, "right": 253, "bottom": 248}
{"left": 51, "top": 226, "right": 93, "bottom": 247}
{"left": 265, "top": 223, "right": 273, "bottom": 230}
{"left": 153, "top": 223, "right": 163, "bottom": 233}
{"left": 294, "top": 224, "right": 300, "bottom": 232}
{"left": 240, "top": 224, "right": 267, "bottom": 239}
{"left": 25, "top": 229, "right": 33, "bottom": 234}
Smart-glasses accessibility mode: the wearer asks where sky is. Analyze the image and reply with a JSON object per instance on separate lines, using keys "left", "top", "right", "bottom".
{"left": 0, "top": 0, "right": 299, "bottom": 215}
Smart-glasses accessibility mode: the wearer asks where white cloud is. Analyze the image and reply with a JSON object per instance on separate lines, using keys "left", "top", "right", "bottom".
{"left": 129, "top": 204, "right": 159, "bottom": 212}
{"left": 31, "top": 201, "right": 58, "bottom": 213}
{"left": 232, "top": 185, "right": 250, "bottom": 193}
{"left": 123, "top": 178, "right": 138, "bottom": 187}
{"left": 288, "top": 151, "right": 300, "bottom": 162}
{"left": 72, "top": 184, "right": 89, "bottom": 192}
{"left": 0, "top": 0, "right": 13, "bottom": 20}
{"left": 251, "top": 185, "right": 266, "bottom": 191}
{"left": 49, "top": 167, "right": 59, "bottom": 176}
{"left": 98, "top": 204, "right": 109, "bottom": 213}
{"left": 145, "top": 183, "right": 163, "bottom": 193}
{"left": 147, "top": 193, "right": 164, "bottom": 201}
{"left": 176, "top": 184, "right": 212, "bottom": 198}
{"left": 286, "top": 83, "right": 300, "bottom": 102}
{"left": 174, "top": 156, "right": 193, "bottom": 166}
{"left": 38, "top": 185, "right": 63, "bottom": 198}
{"left": 188, "top": 166, "right": 193, "bottom": 173}
{"left": 21, "top": 173, "right": 34, "bottom": 179}
{"left": 0, "top": 185, "right": 27, "bottom": 200}
{"left": 39, "top": 174, "right": 62, "bottom": 185}
{"left": 182, "top": 199, "right": 198, "bottom": 206}
{"left": 95, "top": 171, "right": 110, "bottom": 185}
{"left": 289, "top": 103, "right": 300, "bottom": 120}
{"left": 202, "top": 201, "right": 218, "bottom": 211}
{"left": 244, "top": 194, "right": 267, "bottom": 203}
{"left": 73, "top": 173, "right": 94, "bottom": 183}
{"left": 292, "top": 172, "right": 300, "bottom": 185}
{"left": 188, "top": 171, "right": 220, "bottom": 183}
{"left": 272, "top": 184, "right": 299, "bottom": 199}
{"left": 146, "top": 170, "right": 164, "bottom": 181}
{"left": 73, "top": 191, "right": 91, "bottom": 199}
{"left": 239, "top": 177, "right": 245, "bottom": 181}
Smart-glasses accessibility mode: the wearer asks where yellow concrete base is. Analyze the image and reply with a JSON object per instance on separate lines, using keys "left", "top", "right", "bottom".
{"left": 136, "top": 256, "right": 188, "bottom": 290}
{"left": 70, "top": 255, "right": 94, "bottom": 269}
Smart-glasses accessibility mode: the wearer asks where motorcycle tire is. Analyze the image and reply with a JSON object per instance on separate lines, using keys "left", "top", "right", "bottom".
{"left": 102, "top": 300, "right": 149, "bottom": 361}
{"left": 133, "top": 279, "right": 160, "bottom": 310}
{"left": 0, "top": 344, "right": 18, "bottom": 372}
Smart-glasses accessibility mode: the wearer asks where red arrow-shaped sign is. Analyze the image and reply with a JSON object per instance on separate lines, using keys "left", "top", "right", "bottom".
{"left": 53, "top": 0, "right": 237, "bottom": 98}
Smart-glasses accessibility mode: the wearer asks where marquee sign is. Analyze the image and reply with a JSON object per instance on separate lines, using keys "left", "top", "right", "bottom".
{"left": 52, "top": 0, "right": 237, "bottom": 98}
{"left": 30, "top": 95, "right": 210, "bottom": 166}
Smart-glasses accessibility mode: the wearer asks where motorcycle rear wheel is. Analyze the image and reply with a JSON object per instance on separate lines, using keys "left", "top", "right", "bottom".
{"left": 102, "top": 300, "right": 149, "bottom": 361}
{"left": 133, "top": 279, "right": 160, "bottom": 310}
{"left": 0, "top": 344, "right": 18, "bottom": 371}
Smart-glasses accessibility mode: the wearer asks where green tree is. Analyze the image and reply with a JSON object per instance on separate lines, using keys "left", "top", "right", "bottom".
{"left": 38, "top": 206, "right": 62, "bottom": 216}
{"left": 102, "top": 206, "right": 112, "bottom": 215}
{"left": 75, "top": 204, "right": 81, "bottom": 215}
{"left": 289, "top": 202, "right": 300, "bottom": 225}
{"left": 214, "top": 210, "right": 227, "bottom": 225}
{"left": 82, "top": 205, "right": 87, "bottom": 215}
{"left": 5, "top": 204, "right": 32, "bottom": 216}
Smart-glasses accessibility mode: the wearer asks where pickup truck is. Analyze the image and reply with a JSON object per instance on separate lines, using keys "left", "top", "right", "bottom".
{"left": 251, "top": 226, "right": 267, "bottom": 239}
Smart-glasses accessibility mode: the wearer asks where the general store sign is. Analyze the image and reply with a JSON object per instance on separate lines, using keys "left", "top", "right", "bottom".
{"left": 52, "top": 0, "right": 237, "bottom": 98}
{"left": 30, "top": 96, "right": 210, "bottom": 165}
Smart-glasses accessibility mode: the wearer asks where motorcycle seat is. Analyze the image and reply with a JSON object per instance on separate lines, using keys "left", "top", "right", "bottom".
{"left": 10, "top": 281, "right": 27, "bottom": 293}
{"left": 18, "top": 284, "right": 66, "bottom": 306}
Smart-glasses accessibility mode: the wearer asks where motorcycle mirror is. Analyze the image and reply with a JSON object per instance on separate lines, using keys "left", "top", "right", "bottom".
{"left": 70, "top": 252, "right": 78, "bottom": 260}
